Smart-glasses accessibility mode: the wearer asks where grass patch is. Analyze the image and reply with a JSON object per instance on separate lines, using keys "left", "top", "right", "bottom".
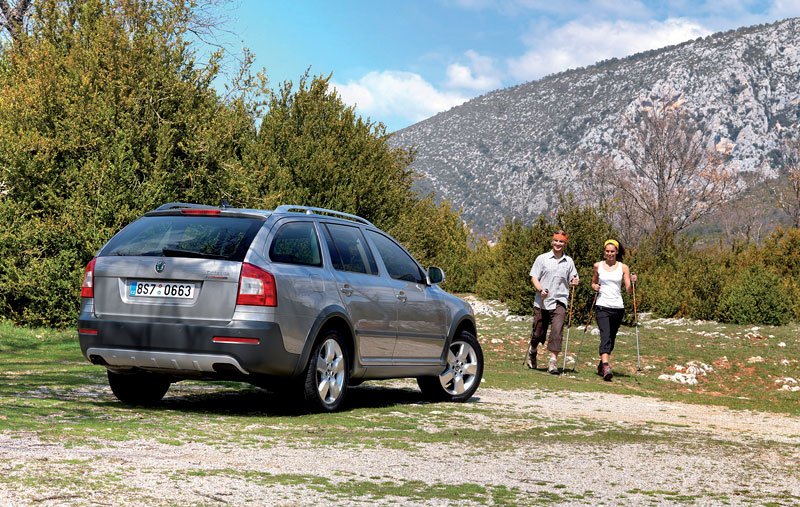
{"left": 0, "top": 305, "right": 797, "bottom": 505}
{"left": 170, "top": 468, "right": 525, "bottom": 505}
{"left": 0, "top": 309, "right": 797, "bottom": 451}
{"left": 475, "top": 304, "right": 800, "bottom": 415}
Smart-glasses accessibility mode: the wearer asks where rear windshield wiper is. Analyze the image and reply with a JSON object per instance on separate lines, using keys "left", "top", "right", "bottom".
{"left": 161, "top": 248, "right": 228, "bottom": 260}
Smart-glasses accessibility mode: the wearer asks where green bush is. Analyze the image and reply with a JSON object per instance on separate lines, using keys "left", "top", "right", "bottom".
{"left": 636, "top": 265, "right": 683, "bottom": 318}
{"left": 683, "top": 254, "right": 730, "bottom": 321}
{"left": 762, "top": 228, "right": 800, "bottom": 320}
{"left": 717, "top": 265, "right": 792, "bottom": 325}
{"left": 628, "top": 239, "right": 733, "bottom": 321}
{"left": 472, "top": 240, "right": 502, "bottom": 301}
{"left": 474, "top": 196, "right": 617, "bottom": 318}
{"left": 388, "top": 197, "right": 476, "bottom": 293}
{"left": 474, "top": 217, "right": 548, "bottom": 315}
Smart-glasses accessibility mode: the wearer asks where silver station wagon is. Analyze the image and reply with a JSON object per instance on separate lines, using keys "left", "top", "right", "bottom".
{"left": 78, "top": 203, "right": 483, "bottom": 411}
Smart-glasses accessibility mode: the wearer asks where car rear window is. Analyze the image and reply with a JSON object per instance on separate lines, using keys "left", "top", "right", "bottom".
{"left": 99, "top": 215, "right": 263, "bottom": 262}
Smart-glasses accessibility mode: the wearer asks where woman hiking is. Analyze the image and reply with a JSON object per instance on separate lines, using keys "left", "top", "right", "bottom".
{"left": 590, "top": 239, "right": 637, "bottom": 381}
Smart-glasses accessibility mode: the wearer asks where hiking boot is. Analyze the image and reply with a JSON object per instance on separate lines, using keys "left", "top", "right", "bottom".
{"left": 548, "top": 358, "right": 559, "bottom": 375}
{"left": 602, "top": 364, "right": 613, "bottom": 381}
{"left": 526, "top": 346, "right": 537, "bottom": 369}
{"left": 597, "top": 361, "right": 604, "bottom": 376}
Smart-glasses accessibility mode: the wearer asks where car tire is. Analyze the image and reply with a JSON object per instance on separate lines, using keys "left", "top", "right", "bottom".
{"left": 417, "top": 330, "right": 483, "bottom": 402}
{"left": 302, "top": 330, "right": 350, "bottom": 412}
{"left": 107, "top": 370, "right": 170, "bottom": 405}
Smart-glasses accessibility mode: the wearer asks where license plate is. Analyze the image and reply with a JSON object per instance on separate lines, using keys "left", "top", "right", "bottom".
{"left": 128, "top": 281, "right": 195, "bottom": 299}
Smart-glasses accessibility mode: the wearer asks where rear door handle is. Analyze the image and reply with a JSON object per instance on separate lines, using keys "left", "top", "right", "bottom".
{"left": 396, "top": 291, "right": 407, "bottom": 302}
{"left": 340, "top": 285, "right": 354, "bottom": 297}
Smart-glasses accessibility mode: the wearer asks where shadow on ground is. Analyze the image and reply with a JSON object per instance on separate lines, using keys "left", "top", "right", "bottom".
{"left": 93, "top": 382, "right": 480, "bottom": 417}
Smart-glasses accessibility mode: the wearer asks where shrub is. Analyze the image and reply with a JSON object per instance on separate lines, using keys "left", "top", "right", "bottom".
{"left": 475, "top": 217, "right": 550, "bottom": 315}
{"left": 636, "top": 264, "right": 683, "bottom": 318}
{"left": 388, "top": 197, "right": 476, "bottom": 293}
{"left": 717, "top": 265, "right": 792, "bottom": 325}
{"left": 473, "top": 196, "right": 617, "bottom": 319}
{"left": 762, "top": 228, "right": 800, "bottom": 320}
{"left": 681, "top": 250, "right": 732, "bottom": 321}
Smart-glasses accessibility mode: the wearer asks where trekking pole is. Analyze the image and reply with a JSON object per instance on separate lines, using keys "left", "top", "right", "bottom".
{"left": 573, "top": 289, "right": 599, "bottom": 372}
{"left": 633, "top": 279, "right": 641, "bottom": 371}
{"left": 561, "top": 283, "right": 576, "bottom": 373}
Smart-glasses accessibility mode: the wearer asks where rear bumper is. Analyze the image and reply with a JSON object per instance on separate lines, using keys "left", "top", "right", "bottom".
{"left": 77, "top": 315, "right": 300, "bottom": 376}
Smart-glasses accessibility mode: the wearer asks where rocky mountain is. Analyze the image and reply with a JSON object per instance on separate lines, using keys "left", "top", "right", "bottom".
{"left": 390, "top": 17, "right": 800, "bottom": 236}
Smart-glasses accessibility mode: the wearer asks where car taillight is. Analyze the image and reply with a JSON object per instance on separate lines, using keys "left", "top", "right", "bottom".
{"left": 180, "top": 209, "right": 221, "bottom": 216}
{"left": 236, "top": 263, "right": 277, "bottom": 307}
{"left": 81, "top": 258, "right": 96, "bottom": 298}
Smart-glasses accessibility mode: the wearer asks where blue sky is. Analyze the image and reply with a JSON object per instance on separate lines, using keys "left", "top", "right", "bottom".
{"left": 217, "top": 0, "right": 800, "bottom": 132}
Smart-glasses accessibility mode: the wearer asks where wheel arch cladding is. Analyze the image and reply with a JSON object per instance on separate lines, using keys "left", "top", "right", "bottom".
{"left": 449, "top": 313, "right": 477, "bottom": 344}
{"left": 294, "top": 306, "right": 355, "bottom": 376}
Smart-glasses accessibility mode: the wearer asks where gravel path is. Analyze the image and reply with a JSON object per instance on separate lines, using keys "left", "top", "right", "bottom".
{"left": 1, "top": 386, "right": 798, "bottom": 506}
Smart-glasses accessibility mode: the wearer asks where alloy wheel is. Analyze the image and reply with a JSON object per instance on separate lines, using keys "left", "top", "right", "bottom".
{"left": 315, "top": 338, "right": 345, "bottom": 405}
{"left": 439, "top": 340, "right": 479, "bottom": 395}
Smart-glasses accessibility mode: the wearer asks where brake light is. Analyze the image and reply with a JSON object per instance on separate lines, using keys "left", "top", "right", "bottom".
{"left": 81, "top": 258, "right": 96, "bottom": 298}
{"left": 180, "top": 209, "right": 221, "bottom": 216}
{"left": 237, "top": 263, "right": 277, "bottom": 306}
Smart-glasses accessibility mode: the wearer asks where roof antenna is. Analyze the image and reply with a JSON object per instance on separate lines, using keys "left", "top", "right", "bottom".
{"left": 220, "top": 198, "right": 231, "bottom": 209}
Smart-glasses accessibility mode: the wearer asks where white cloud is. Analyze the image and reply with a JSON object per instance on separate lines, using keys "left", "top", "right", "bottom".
{"left": 445, "top": 50, "right": 502, "bottom": 90}
{"left": 508, "top": 18, "right": 712, "bottom": 81}
{"left": 333, "top": 71, "right": 469, "bottom": 125}
{"left": 769, "top": 0, "right": 800, "bottom": 18}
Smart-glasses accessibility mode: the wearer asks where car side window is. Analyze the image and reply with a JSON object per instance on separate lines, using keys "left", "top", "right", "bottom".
{"left": 269, "top": 221, "right": 322, "bottom": 267}
{"left": 366, "top": 231, "right": 425, "bottom": 284}
{"left": 323, "top": 223, "right": 378, "bottom": 275}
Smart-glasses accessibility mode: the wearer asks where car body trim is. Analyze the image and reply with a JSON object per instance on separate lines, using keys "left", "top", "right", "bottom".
{"left": 86, "top": 347, "right": 248, "bottom": 374}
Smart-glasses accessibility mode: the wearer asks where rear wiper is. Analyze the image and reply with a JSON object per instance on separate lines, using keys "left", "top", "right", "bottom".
{"left": 161, "top": 248, "right": 227, "bottom": 260}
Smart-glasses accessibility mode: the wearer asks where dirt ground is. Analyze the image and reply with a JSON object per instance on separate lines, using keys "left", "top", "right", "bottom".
{"left": 1, "top": 385, "right": 798, "bottom": 506}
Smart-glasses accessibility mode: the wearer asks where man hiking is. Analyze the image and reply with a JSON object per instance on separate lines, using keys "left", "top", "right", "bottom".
{"left": 526, "top": 230, "right": 580, "bottom": 374}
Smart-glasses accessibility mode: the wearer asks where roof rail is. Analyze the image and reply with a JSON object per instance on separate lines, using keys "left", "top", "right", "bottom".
{"left": 274, "top": 205, "right": 374, "bottom": 227}
{"left": 154, "top": 202, "right": 218, "bottom": 212}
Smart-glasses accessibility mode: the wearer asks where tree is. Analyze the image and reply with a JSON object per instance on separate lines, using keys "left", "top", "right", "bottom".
{"left": 582, "top": 154, "right": 652, "bottom": 247}
{"left": 238, "top": 72, "right": 415, "bottom": 229}
{"left": 714, "top": 173, "right": 771, "bottom": 247}
{"left": 0, "top": 0, "right": 255, "bottom": 326}
{"left": 767, "top": 136, "right": 800, "bottom": 228}
{"left": 0, "top": 0, "right": 32, "bottom": 42}
{"left": 608, "top": 96, "right": 735, "bottom": 251}
{"left": 388, "top": 196, "right": 476, "bottom": 292}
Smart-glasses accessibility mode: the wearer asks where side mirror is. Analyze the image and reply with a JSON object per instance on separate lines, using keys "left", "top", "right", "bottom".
{"left": 427, "top": 266, "right": 445, "bottom": 285}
